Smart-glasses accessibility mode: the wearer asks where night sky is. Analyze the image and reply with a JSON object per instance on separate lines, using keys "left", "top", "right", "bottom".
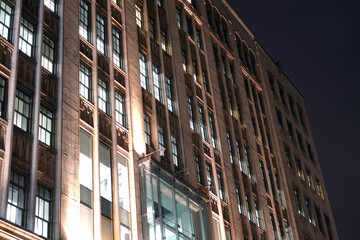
{"left": 226, "top": 0, "right": 360, "bottom": 239}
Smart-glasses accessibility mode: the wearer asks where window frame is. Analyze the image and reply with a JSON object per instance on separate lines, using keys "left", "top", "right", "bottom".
{"left": 41, "top": 35, "right": 55, "bottom": 73}
{"left": 35, "top": 185, "right": 51, "bottom": 238}
{"left": 98, "top": 78, "right": 109, "bottom": 114}
{"left": 0, "top": 0, "right": 13, "bottom": 42}
{"left": 39, "top": 105, "right": 54, "bottom": 146}
{"left": 19, "top": 18, "right": 34, "bottom": 57}
{"left": 79, "top": 0, "right": 91, "bottom": 41}
{"left": 96, "top": 13, "right": 106, "bottom": 55}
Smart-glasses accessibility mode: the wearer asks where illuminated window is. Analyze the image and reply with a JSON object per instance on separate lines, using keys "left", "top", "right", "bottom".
{"left": 39, "top": 106, "right": 53, "bottom": 146}
{"left": 165, "top": 76, "right": 173, "bottom": 112}
{"left": 171, "top": 135, "right": 178, "bottom": 166}
{"left": 79, "top": 63, "right": 91, "bottom": 101}
{"left": 115, "top": 91, "right": 126, "bottom": 127}
{"left": 275, "top": 173, "right": 285, "bottom": 206}
{"left": 6, "top": 171, "right": 26, "bottom": 226}
{"left": 79, "top": 0, "right": 90, "bottom": 41}
{"left": 226, "top": 132, "right": 234, "bottom": 164}
{"left": 245, "top": 194, "right": 253, "bottom": 222}
{"left": 14, "top": 90, "right": 30, "bottom": 132}
{"left": 35, "top": 185, "right": 51, "bottom": 238}
{"left": 295, "top": 159, "right": 304, "bottom": 180}
{"left": 306, "top": 170, "right": 314, "bottom": 190}
{"left": 144, "top": 114, "right": 151, "bottom": 145}
{"left": 158, "top": 125, "right": 165, "bottom": 150}
{"left": 305, "top": 198, "right": 315, "bottom": 225}
{"left": 96, "top": 14, "right": 106, "bottom": 54}
{"left": 98, "top": 79, "right": 109, "bottom": 114}
{"left": 99, "top": 142, "right": 112, "bottom": 218}
{"left": 118, "top": 155, "right": 130, "bottom": 212}
{"left": 192, "top": 61, "right": 198, "bottom": 81}
{"left": 160, "top": 30, "right": 168, "bottom": 52}
{"left": 112, "top": 28, "right": 123, "bottom": 69}
{"left": 42, "top": 35, "right": 55, "bottom": 73}
{"left": 217, "top": 172, "right": 226, "bottom": 202}
{"left": 157, "top": 0, "right": 162, "bottom": 7}
{"left": 182, "top": 51, "right": 187, "bottom": 72}
{"left": 199, "top": 105, "right": 208, "bottom": 141}
{"left": 209, "top": 114, "right": 218, "bottom": 150}
{"left": 206, "top": 163, "right": 214, "bottom": 193}
{"left": 0, "top": 77, "right": 6, "bottom": 118}
{"left": 294, "top": 189, "right": 303, "bottom": 215}
{"left": 315, "top": 178, "right": 324, "bottom": 199}
{"left": 139, "top": 52, "right": 149, "bottom": 91}
{"left": 135, "top": 4, "right": 143, "bottom": 28}
{"left": 187, "top": 95, "right": 194, "bottom": 130}
{"left": 236, "top": 140, "right": 244, "bottom": 172}
{"left": 235, "top": 187, "right": 244, "bottom": 214}
{"left": 19, "top": 18, "right": 34, "bottom": 57}
{"left": 244, "top": 147, "right": 253, "bottom": 179}
{"left": 152, "top": 65, "right": 163, "bottom": 103}
{"left": 80, "top": 129, "right": 93, "bottom": 194}
{"left": 0, "top": 1, "right": 13, "bottom": 41}
{"left": 254, "top": 200, "right": 264, "bottom": 229}
{"left": 44, "top": 0, "right": 55, "bottom": 12}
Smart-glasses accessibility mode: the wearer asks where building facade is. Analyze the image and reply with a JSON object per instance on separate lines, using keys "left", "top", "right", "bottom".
{"left": 0, "top": 0, "right": 338, "bottom": 239}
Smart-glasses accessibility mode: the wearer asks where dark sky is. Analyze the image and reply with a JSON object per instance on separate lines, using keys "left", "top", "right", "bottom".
{"left": 226, "top": 0, "right": 360, "bottom": 239}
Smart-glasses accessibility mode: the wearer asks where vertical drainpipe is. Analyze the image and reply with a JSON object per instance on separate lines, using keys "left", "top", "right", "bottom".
{"left": 27, "top": 0, "right": 45, "bottom": 231}
{"left": 106, "top": 0, "right": 122, "bottom": 239}
{"left": 0, "top": 0, "right": 23, "bottom": 218}
{"left": 91, "top": 0, "right": 101, "bottom": 239}
{"left": 54, "top": 0, "right": 64, "bottom": 239}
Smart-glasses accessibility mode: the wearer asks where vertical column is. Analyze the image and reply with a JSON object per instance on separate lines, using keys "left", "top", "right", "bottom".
{"left": 0, "top": 0, "right": 23, "bottom": 218}
{"left": 54, "top": 0, "right": 64, "bottom": 238}
{"left": 106, "top": 0, "right": 121, "bottom": 239}
{"left": 27, "top": 0, "right": 45, "bottom": 231}
{"left": 91, "top": 0, "right": 101, "bottom": 239}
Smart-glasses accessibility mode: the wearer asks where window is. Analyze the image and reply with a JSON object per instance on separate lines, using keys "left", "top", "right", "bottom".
{"left": 79, "top": 0, "right": 90, "bottom": 41}
{"left": 187, "top": 95, "right": 194, "bottom": 130}
{"left": 135, "top": 4, "right": 143, "bottom": 28}
{"left": 305, "top": 199, "right": 315, "bottom": 225}
{"left": 186, "top": 18, "right": 193, "bottom": 39}
{"left": 171, "top": 135, "right": 178, "bottom": 166}
{"left": 158, "top": 125, "right": 165, "bottom": 150}
{"left": 288, "top": 95, "right": 295, "bottom": 116}
{"left": 236, "top": 140, "right": 244, "bottom": 172}
{"left": 284, "top": 147, "right": 292, "bottom": 168}
{"left": 0, "top": 77, "right": 6, "bottom": 117}
{"left": 226, "top": 132, "right": 234, "bottom": 164}
{"left": 315, "top": 178, "right": 324, "bottom": 199}
{"left": 79, "top": 63, "right": 91, "bottom": 101}
{"left": 99, "top": 142, "right": 112, "bottom": 218}
{"left": 275, "top": 174, "right": 285, "bottom": 206}
{"left": 209, "top": 114, "right": 218, "bottom": 150}
{"left": 152, "top": 65, "right": 163, "bottom": 103}
{"left": 6, "top": 171, "right": 26, "bottom": 226}
{"left": 195, "top": 155, "right": 202, "bottom": 183}
{"left": 19, "top": 18, "right": 34, "bottom": 57}
{"left": 199, "top": 105, "right": 208, "bottom": 141}
{"left": 14, "top": 90, "right": 30, "bottom": 132}
{"left": 165, "top": 76, "right": 174, "bottom": 112}
{"left": 254, "top": 201, "right": 263, "bottom": 229}
{"left": 118, "top": 155, "right": 130, "bottom": 212}
{"left": 206, "top": 163, "right": 214, "bottom": 193}
{"left": 42, "top": 35, "right": 55, "bottom": 73}
{"left": 182, "top": 51, "right": 187, "bottom": 72}
{"left": 244, "top": 147, "right": 253, "bottom": 179}
{"left": 80, "top": 129, "right": 93, "bottom": 204}
{"left": 217, "top": 172, "right": 226, "bottom": 201}
{"left": 148, "top": 18, "right": 155, "bottom": 40}
{"left": 44, "top": 0, "right": 55, "bottom": 12}
{"left": 307, "top": 142, "right": 314, "bottom": 161}
{"left": 306, "top": 170, "right": 314, "bottom": 190}
{"left": 115, "top": 91, "right": 126, "bottom": 127}
{"left": 297, "top": 105, "right": 306, "bottom": 129}
{"left": 295, "top": 159, "right": 304, "bottom": 180}
{"left": 39, "top": 106, "right": 53, "bottom": 146}
{"left": 112, "top": 28, "right": 123, "bottom": 69}
{"left": 287, "top": 121, "right": 294, "bottom": 140}
{"left": 260, "top": 161, "right": 269, "bottom": 193}
{"left": 324, "top": 215, "right": 334, "bottom": 240}
{"left": 98, "top": 79, "right": 109, "bottom": 114}
{"left": 235, "top": 187, "right": 244, "bottom": 214}
{"left": 315, "top": 206, "right": 324, "bottom": 233}
{"left": 0, "top": 0, "right": 13, "bottom": 41}
{"left": 144, "top": 114, "right": 151, "bottom": 145}
{"left": 297, "top": 131, "right": 304, "bottom": 151}
{"left": 270, "top": 213, "right": 279, "bottom": 240}
{"left": 278, "top": 84, "right": 287, "bottom": 107}
{"left": 202, "top": 71, "right": 209, "bottom": 92}
{"left": 276, "top": 109, "right": 283, "bottom": 128}
{"left": 196, "top": 28, "right": 202, "bottom": 49}
{"left": 192, "top": 61, "right": 198, "bottom": 81}
{"left": 139, "top": 52, "right": 149, "bottom": 91}
{"left": 35, "top": 185, "right": 51, "bottom": 238}
{"left": 245, "top": 195, "right": 253, "bottom": 222}
{"left": 96, "top": 14, "right": 106, "bottom": 54}
{"left": 160, "top": 30, "right": 168, "bottom": 53}
{"left": 157, "top": 0, "right": 162, "bottom": 7}
{"left": 294, "top": 189, "right": 303, "bottom": 215}
{"left": 176, "top": 8, "right": 182, "bottom": 28}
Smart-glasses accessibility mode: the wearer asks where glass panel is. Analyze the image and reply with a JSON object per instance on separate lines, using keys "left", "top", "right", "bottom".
{"left": 176, "top": 192, "right": 191, "bottom": 236}
{"left": 80, "top": 129, "right": 93, "bottom": 190}
{"left": 99, "top": 142, "right": 112, "bottom": 201}
{"left": 160, "top": 180, "right": 176, "bottom": 228}
{"left": 118, "top": 155, "right": 130, "bottom": 212}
